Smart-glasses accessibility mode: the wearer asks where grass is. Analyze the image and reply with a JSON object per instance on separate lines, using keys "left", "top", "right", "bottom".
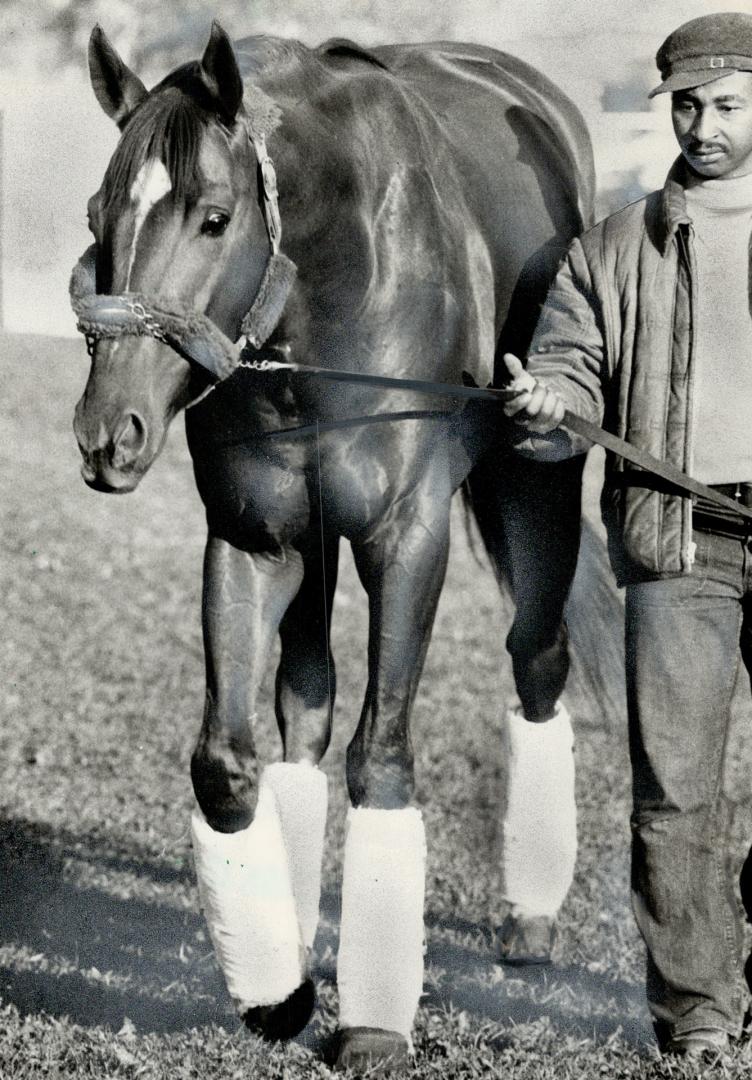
{"left": 1, "top": 330, "right": 752, "bottom": 1077}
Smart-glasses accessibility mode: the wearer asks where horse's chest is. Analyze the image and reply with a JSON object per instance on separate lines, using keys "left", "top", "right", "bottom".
{"left": 316, "top": 421, "right": 458, "bottom": 536}
{"left": 189, "top": 423, "right": 452, "bottom": 551}
{"left": 192, "top": 442, "right": 311, "bottom": 552}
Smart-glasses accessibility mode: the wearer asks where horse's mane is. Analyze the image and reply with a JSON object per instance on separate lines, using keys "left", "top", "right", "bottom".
{"left": 101, "top": 60, "right": 282, "bottom": 217}
{"left": 101, "top": 80, "right": 209, "bottom": 215}
{"left": 234, "top": 35, "right": 305, "bottom": 76}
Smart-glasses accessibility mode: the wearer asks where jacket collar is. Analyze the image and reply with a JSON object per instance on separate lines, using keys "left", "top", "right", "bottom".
{"left": 658, "top": 157, "right": 693, "bottom": 255}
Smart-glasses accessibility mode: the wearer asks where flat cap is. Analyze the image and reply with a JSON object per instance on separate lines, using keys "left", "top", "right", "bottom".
{"left": 650, "top": 11, "right": 752, "bottom": 97}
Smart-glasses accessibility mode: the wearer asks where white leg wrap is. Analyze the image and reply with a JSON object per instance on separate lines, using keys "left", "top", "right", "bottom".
{"left": 264, "top": 762, "right": 328, "bottom": 950}
{"left": 191, "top": 770, "right": 304, "bottom": 1013}
{"left": 499, "top": 701, "right": 577, "bottom": 917}
{"left": 337, "top": 806, "right": 426, "bottom": 1044}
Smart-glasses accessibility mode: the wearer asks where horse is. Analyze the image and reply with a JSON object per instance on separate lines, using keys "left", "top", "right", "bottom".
{"left": 71, "top": 22, "right": 594, "bottom": 1071}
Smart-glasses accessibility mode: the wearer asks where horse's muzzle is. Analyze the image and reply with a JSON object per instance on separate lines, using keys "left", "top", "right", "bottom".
{"left": 80, "top": 466, "right": 140, "bottom": 494}
{"left": 75, "top": 406, "right": 149, "bottom": 494}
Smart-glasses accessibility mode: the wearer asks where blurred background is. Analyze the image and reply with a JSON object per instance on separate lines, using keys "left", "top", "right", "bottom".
{"left": 0, "top": 0, "right": 747, "bottom": 335}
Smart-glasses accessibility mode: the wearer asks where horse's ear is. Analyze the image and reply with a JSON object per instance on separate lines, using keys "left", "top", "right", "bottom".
{"left": 200, "top": 21, "right": 243, "bottom": 121}
{"left": 88, "top": 25, "right": 148, "bottom": 129}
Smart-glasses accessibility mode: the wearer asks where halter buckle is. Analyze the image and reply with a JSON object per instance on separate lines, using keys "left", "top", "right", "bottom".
{"left": 252, "top": 133, "right": 283, "bottom": 255}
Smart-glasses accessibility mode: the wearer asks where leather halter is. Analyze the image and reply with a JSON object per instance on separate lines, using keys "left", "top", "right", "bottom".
{"left": 69, "top": 128, "right": 297, "bottom": 381}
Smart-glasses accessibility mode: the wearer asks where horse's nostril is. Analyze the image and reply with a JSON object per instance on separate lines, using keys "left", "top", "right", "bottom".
{"left": 123, "top": 411, "right": 146, "bottom": 447}
{"left": 112, "top": 411, "right": 148, "bottom": 468}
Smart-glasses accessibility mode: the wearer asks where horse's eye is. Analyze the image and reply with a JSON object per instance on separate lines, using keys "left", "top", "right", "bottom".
{"left": 201, "top": 212, "right": 230, "bottom": 237}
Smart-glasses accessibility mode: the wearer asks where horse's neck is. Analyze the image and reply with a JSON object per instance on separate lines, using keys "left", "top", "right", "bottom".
{"left": 271, "top": 118, "right": 358, "bottom": 242}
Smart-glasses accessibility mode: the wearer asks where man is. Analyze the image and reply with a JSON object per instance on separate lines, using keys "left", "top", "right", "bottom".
{"left": 503, "top": 11, "right": 752, "bottom": 1060}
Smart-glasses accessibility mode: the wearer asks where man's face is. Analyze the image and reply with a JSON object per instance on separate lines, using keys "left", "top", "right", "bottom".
{"left": 672, "top": 70, "right": 752, "bottom": 179}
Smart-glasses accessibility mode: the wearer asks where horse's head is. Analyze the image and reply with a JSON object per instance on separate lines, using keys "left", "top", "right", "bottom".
{"left": 74, "top": 23, "right": 277, "bottom": 492}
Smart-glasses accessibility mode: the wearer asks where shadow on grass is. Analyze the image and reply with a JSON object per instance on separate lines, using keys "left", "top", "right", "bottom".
{"left": 314, "top": 895, "right": 652, "bottom": 1050}
{"left": 0, "top": 817, "right": 232, "bottom": 1034}
{"left": 0, "top": 816, "right": 651, "bottom": 1050}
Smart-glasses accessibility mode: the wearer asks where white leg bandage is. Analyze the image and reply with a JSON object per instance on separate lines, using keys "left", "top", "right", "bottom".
{"left": 337, "top": 806, "right": 426, "bottom": 1044}
{"left": 264, "top": 762, "right": 328, "bottom": 950}
{"left": 499, "top": 701, "right": 577, "bottom": 917}
{"left": 191, "top": 770, "right": 304, "bottom": 1013}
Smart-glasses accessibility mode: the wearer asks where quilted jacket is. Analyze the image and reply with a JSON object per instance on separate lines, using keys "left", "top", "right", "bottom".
{"left": 521, "top": 159, "right": 725, "bottom": 586}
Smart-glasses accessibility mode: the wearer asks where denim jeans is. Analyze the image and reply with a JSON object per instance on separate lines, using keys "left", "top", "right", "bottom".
{"left": 625, "top": 527, "right": 752, "bottom": 1039}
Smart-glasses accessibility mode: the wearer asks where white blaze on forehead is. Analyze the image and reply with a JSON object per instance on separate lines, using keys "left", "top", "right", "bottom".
{"left": 126, "top": 159, "right": 172, "bottom": 287}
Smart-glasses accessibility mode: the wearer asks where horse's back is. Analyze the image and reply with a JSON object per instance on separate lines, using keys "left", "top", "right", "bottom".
{"left": 280, "top": 37, "right": 593, "bottom": 335}
{"left": 237, "top": 35, "right": 593, "bottom": 241}
{"left": 369, "top": 41, "right": 593, "bottom": 230}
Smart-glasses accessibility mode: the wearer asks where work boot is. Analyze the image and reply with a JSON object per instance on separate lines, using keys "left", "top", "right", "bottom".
{"left": 663, "top": 1028, "right": 730, "bottom": 1060}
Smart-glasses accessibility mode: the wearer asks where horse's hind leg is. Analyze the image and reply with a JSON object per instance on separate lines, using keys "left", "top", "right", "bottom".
{"left": 275, "top": 534, "right": 340, "bottom": 764}
{"left": 190, "top": 535, "right": 316, "bottom": 1041}
{"left": 468, "top": 450, "right": 583, "bottom": 964}
{"left": 336, "top": 484, "right": 451, "bottom": 1072}
{"left": 264, "top": 538, "right": 340, "bottom": 974}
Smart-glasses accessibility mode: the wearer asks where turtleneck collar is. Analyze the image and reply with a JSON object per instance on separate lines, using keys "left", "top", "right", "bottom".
{"left": 684, "top": 168, "right": 752, "bottom": 211}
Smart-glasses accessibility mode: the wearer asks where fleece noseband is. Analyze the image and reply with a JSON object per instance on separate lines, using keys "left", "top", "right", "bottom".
{"left": 69, "top": 131, "right": 297, "bottom": 382}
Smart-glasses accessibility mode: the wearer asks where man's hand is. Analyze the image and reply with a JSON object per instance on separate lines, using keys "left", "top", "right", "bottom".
{"left": 502, "top": 353, "right": 566, "bottom": 434}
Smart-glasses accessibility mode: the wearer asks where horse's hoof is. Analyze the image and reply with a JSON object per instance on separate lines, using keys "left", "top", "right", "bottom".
{"left": 496, "top": 912, "right": 557, "bottom": 965}
{"left": 335, "top": 1027, "right": 410, "bottom": 1073}
{"left": 243, "top": 977, "right": 316, "bottom": 1041}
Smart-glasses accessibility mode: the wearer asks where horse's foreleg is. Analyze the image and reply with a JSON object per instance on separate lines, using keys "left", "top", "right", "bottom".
{"left": 264, "top": 538, "right": 341, "bottom": 958}
{"left": 190, "top": 535, "right": 315, "bottom": 1039}
{"left": 468, "top": 452, "right": 583, "bottom": 964}
{"left": 336, "top": 488, "right": 451, "bottom": 1072}
{"left": 191, "top": 536, "right": 303, "bottom": 829}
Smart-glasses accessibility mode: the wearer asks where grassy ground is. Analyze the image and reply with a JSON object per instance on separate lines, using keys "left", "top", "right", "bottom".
{"left": 2, "top": 330, "right": 752, "bottom": 1078}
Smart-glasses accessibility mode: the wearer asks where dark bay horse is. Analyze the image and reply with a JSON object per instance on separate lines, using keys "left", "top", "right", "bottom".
{"left": 72, "top": 22, "right": 593, "bottom": 1070}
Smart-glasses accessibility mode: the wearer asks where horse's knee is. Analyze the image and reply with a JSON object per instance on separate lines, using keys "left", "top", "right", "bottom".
{"left": 191, "top": 723, "right": 258, "bottom": 832}
{"left": 346, "top": 731, "right": 414, "bottom": 809}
